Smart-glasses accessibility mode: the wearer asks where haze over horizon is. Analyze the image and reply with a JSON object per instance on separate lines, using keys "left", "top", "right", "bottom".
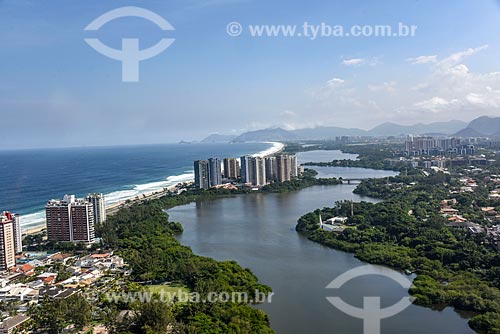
{"left": 1, "top": 0, "right": 500, "bottom": 149}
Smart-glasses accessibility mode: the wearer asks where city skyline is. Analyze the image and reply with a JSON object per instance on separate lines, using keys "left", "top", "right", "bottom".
{"left": 2, "top": 1, "right": 500, "bottom": 332}
{"left": 1, "top": 0, "right": 500, "bottom": 149}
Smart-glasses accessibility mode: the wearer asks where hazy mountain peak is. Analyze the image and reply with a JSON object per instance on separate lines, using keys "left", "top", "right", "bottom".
{"left": 454, "top": 116, "right": 500, "bottom": 137}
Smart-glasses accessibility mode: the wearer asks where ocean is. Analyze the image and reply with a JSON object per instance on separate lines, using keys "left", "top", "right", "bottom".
{"left": 0, "top": 142, "right": 275, "bottom": 231}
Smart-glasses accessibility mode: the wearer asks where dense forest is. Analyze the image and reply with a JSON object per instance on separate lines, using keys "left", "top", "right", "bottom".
{"left": 296, "top": 169, "right": 500, "bottom": 333}
{"left": 261, "top": 169, "right": 341, "bottom": 192}
{"left": 95, "top": 198, "right": 275, "bottom": 333}
{"left": 28, "top": 168, "right": 344, "bottom": 333}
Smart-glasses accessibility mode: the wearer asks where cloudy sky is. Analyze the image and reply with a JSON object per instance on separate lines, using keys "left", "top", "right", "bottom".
{"left": 1, "top": 0, "right": 500, "bottom": 148}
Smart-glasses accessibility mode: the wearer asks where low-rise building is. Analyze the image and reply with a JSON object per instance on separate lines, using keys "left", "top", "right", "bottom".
{"left": 0, "top": 315, "right": 30, "bottom": 334}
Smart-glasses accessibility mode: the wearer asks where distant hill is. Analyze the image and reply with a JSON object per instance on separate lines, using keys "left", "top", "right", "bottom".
{"left": 454, "top": 116, "right": 500, "bottom": 137}
{"left": 369, "top": 120, "right": 467, "bottom": 136}
{"left": 293, "top": 126, "right": 368, "bottom": 139}
{"left": 454, "top": 127, "right": 486, "bottom": 138}
{"left": 200, "top": 117, "right": 500, "bottom": 143}
{"left": 230, "top": 120, "right": 470, "bottom": 143}
{"left": 201, "top": 134, "right": 237, "bottom": 143}
{"left": 232, "top": 128, "right": 299, "bottom": 142}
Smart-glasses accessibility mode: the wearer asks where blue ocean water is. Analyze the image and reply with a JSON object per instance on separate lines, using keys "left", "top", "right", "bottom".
{"left": 0, "top": 142, "right": 273, "bottom": 230}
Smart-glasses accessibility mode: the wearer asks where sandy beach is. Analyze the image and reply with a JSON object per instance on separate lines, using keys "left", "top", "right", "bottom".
{"left": 22, "top": 142, "right": 285, "bottom": 236}
{"left": 105, "top": 181, "right": 194, "bottom": 215}
{"left": 23, "top": 225, "right": 46, "bottom": 236}
{"left": 252, "top": 142, "right": 285, "bottom": 158}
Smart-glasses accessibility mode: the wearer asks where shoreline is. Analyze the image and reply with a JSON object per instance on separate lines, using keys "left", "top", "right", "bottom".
{"left": 252, "top": 141, "right": 285, "bottom": 158}
{"left": 164, "top": 168, "right": 467, "bottom": 333}
{"left": 22, "top": 142, "right": 285, "bottom": 235}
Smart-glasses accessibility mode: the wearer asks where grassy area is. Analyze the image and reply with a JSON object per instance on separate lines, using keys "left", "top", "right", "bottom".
{"left": 144, "top": 283, "right": 190, "bottom": 300}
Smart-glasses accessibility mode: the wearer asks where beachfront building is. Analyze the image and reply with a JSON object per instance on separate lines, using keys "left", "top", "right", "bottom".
{"left": 240, "top": 156, "right": 250, "bottom": 184}
{"left": 276, "top": 155, "right": 292, "bottom": 182}
{"left": 208, "top": 158, "right": 222, "bottom": 187}
{"left": 248, "top": 157, "right": 266, "bottom": 187}
{"left": 0, "top": 212, "right": 16, "bottom": 270}
{"left": 223, "top": 158, "right": 240, "bottom": 179}
{"left": 275, "top": 154, "right": 299, "bottom": 182}
{"left": 0, "top": 212, "right": 22, "bottom": 255}
{"left": 265, "top": 156, "right": 278, "bottom": 181}
{"left": 86, "top": 193, "right": 106, "bottom": 224}
{"left": 290, "top": 155, "right": 298, "bottom": 177}
{"left": 12, "top": 214, "right": 21, "bottom": 254}
{"left": 194, "top": 160, "right": 210, "bottom": 189}
{"left": 0, "top": 211, "right": 22, "bottom": 255}
{"left": 45, "top": 195, "right": 95, "bottom": 243}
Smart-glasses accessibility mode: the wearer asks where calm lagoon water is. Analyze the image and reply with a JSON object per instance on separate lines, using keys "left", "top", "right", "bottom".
{"left": 168, "top": 150, "right": 473, "bottom": 334}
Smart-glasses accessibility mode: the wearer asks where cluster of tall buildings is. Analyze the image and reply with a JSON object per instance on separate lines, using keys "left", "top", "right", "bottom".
{"left": 194, "top": 158, "right": 223, "bottom": 189}
{"left": 241, "top": 156, "right": 267, "bottom": 186}
{"left": 0, "top": 193, "right": 106, "bottom": 271}
{"left": 405, "top": 136, "right": 474, "bottom": 156}
{"left": 263, "top": 155, "right": 298, "bottom": 183}
{"left": 0, "top": 211, "right": 22, "bottom": 270}
{"left": 45, "top": 193, "right": 106, "bottom": 244}
{"left": 194, "top": 154, "right": 298, "bottom": 189}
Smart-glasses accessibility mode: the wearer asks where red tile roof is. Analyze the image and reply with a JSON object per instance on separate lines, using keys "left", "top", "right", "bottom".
{"left": 20, "top": 264, "right": 35, "bottom": 272}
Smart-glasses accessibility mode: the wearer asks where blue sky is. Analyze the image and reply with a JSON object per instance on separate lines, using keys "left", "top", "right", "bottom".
{"left": 1, "top": 0, "right": 500, "bottom": 148}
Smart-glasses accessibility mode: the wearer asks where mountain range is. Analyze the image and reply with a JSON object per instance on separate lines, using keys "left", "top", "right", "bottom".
{"left": 200, "top": 134, "right": 238, "bottom": 143}
{"left": 201, "top": 116, "right": 500, "bottom": 143}
{"left": 454, "top": 116, "right": 500, "bottom": 137}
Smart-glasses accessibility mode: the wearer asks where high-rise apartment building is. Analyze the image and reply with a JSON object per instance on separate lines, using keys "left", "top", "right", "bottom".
{"left": 290, "top": 155, "right": 298, "bottom": 177}
{"left": 208, "top": 158, "right": 222, "bottom": 187}
{"left": 265, "top": 157, "right": 277, "bottom": 181}
{"left": 86, "top": 193, "right": 106, "bottom": 224}
{"left": 0, "top": 212, "right": 17, "bottom": 270}
{"left": 240, "top": 156, "right": 250, "bottom": 183}
{"left": 404, "top": 136, "right": 464, "bottom": 155}
{"left": 12, "top": 214, "right": 22, "bottom": 254}
{"left": 275, "top": 154, "right": 298, "bottom": 182}
{"left": 223, "top": 158, "right": 240, "bottom": 179}
{"left": 194, "top": 160, "right": 210, "bottom": 189}
{"left": 0, "top": 211, "right": 22, "bottom": 255}
{"left": 45, "top": 195, "right": 95, "bottom": 243}
{"left": 276, "top": 155, "right": 292, "bottom": 182}
{"left": 248, "top": 157, "right": 266, "bottom": 186}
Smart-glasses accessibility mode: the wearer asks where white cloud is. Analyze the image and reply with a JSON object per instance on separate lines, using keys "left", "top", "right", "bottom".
{"left": 407, "top": 55, "right": 437, "bottom": 65}
{"left": 342, "top": 58, "right": 365, "bottom": 66}
{"left": 326, "top": 77, "right": 345, "bottom": 85}
{"left": 301, "top": 45, "right": 498, "bottom": 128}
{"left": 341, "top": 57, "right": 379, "bottom": 66}
{"left": 402, "top": 45, "right": 500, "bottom": 120}
{"left": 413, "top": 97, "right": 459, "bottom": 113}
{"left": 280, "top": 110, "right": 297, "bottom": 117}
{"left": 464, "top": 87, "right": 500, "bottom": 108}
{"left": 438, "top": 44, "right": 488, "bottom": 68}
{"left": 368, "top": 81, "right": 397, "bottom": 94}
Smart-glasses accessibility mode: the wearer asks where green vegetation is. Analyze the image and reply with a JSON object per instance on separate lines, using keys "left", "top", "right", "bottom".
{"left": 96, "top": 198, "right": 274, "bottom": 333}
{"left": 145, "top": 284, "right": 190, "bottom": 296}
{"left": 28, "top": 295, "right": 92, "bottom": 334}
{"left": 27, "top": 186, "right": 276, "bottom": 333}
{"left": 299, "top": 142, "right": 408, "bottom": 172}
{"left": 261, "top": 169, "right": 341, "bottom": 192}
{"left": 296, "top": 169, "right": 500, "bottom": 333}
{"left": 303, "top": 159, "right": 403, "bottom": 171}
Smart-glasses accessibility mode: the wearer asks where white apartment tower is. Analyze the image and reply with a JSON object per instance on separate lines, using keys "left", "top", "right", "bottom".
{"left": 86, "top": 193, "right": 106, "bottom": 224}
{"left": 0, "top": 213, "right": 16, "bottom": 270}
{"left": 249, "top": 157, "right": 266, "bottom": 186}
